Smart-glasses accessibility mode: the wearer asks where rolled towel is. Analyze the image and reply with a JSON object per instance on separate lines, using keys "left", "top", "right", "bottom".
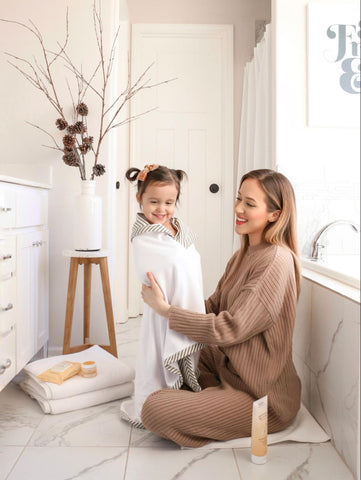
{"left": 21, "top": 378, "right": 134, "bottom": 414}
{"left": 22, "top": 345, "right": 135, "bottom": 400}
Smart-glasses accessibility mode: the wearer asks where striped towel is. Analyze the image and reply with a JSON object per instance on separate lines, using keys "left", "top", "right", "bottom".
{"left": 120, "top": 218, "right": 205, "bottom": 428}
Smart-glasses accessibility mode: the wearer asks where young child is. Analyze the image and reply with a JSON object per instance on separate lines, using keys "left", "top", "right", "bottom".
{"left": 120, "top": 164, "right": 205, "bottom": 427}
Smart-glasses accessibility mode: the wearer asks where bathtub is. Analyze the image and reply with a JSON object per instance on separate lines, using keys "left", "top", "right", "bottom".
{"left": 301, "top": 254, "right": 360, "bottom": 290}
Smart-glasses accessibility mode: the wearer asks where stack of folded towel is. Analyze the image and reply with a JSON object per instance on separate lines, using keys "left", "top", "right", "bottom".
{"left": 19, "top": 345, "right": 135, "bottom": 414}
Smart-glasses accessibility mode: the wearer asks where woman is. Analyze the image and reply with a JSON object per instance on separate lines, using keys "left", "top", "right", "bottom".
{"left": 141, "top": 169, "right": 302, "bottom": 447}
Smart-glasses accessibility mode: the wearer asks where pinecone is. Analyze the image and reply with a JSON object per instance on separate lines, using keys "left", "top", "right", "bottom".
{"left": 62, "top": 134, "right": 76, "bottom": 148}
{"left": 79, "top": 143, "right": 91, "bottom": 154}
{"left": 92, "top": 163, "right": 106, "bottom": 177}
{"left": 83, "top": 136, "right": 94, "bottom": 146}
{"left": 68, "top": 121, "right": 86, "bottom": 135}
{"left": 62, "top": 151, "right": 78, "bottom": 166}
{"left": 76, "top": 103, "right": 89, "bottom": 116}
{"left": 55, "top": 118, "right": 68, "bottom": 130}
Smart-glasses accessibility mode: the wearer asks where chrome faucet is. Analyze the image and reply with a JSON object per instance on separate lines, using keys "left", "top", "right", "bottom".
{"left": 310, "top": 220, "right": 359, "bottom": 260}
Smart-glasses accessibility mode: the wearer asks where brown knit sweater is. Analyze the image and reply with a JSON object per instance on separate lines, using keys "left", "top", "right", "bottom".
{"left": 141, "top": 242, "right": 301, "bottom": 447}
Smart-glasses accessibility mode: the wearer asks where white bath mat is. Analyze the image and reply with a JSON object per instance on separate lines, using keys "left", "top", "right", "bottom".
{"left": 188, "top": 404, "right": 330, "bottom": 449}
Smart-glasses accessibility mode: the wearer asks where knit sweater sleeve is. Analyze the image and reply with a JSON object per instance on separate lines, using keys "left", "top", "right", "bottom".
{"left": 169, "top": 246, "right": 297, "bottom": 346}
{"left": 204, "top": 251, "right": 239, "bottom": 315}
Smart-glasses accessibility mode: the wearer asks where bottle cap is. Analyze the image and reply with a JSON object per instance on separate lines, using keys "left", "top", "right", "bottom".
{"left": 251, "top": 454, "right": 267, "bottom": 465}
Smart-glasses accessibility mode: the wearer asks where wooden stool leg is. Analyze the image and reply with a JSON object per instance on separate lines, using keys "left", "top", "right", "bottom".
{"left": 63, "top": 258, "right": 79, "bottom": 354}
{"left": 99, "top": 257, "right": 118, "bottom": 357}
{"left": 83, "top": 263, "right": 92, "bottom": 345}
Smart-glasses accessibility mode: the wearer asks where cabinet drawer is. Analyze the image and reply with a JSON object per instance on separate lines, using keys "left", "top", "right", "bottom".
{"left": 0, "top": 276, "right": 16, "bottom": 333}
{"left": 0, "top": 325, "right": 16, "bottom": 391}
{"left": 0, "top": 235, "right": 16, "bottom": 279}
{"left": 0, "top": 185, "right": 16, "bottom": 228}
{"left": 16, "top": 186, "right": 48, "bottom": 228}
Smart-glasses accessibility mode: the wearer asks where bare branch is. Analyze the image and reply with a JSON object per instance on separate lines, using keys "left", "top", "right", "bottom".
{"left": 104, "top": 75, "right": 176, "bottom": 135}
{"left": 131, "top": 62, "right": 155, "bottom": 91}
{"left": 81, "top": 61, "right": 101, "bottom": 100}
{"left": 103, "top": 91, "right": 127, "bottom": 116}
{"left": 105, "top": 25, "right": 119, "bottom": 81}
{"left": 42, "top": 144, "right": 63, "bottom": 151}
{"left": 6, "top": 58, "right": 63, "bottom": 116}
{"left": 61, "top": 53, "right": 103, "bottom": 99}
{"left": 66, "top": 78, "right": 76, "bottom": 118}
{"left": 1, "top": 2, "right": 174, "bottom": 180}
{"left": 5, "top": 52, "right": 42, "bottom": 83}
{"left": 26, "top": 121, "right": 62, "bottom": 149}
{"left": 49, "top": 9, "right": 69, "bottom": 66}
{"left": 0, "top": 18, "right": 42, "bottom": 41}
{"left": 28, "top": 19, "right": 43, "bottom": 40}
{"left": 109, "top": 107, "right": 157, "bottom": 130}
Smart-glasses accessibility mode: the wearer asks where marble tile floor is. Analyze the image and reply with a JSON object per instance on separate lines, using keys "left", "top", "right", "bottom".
{"left": 0, "top": 317, "right": 356, "bottom": 480}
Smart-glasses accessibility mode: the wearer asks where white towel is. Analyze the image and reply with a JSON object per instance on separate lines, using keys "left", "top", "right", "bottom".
{"left": 21, "top": 345, "right": 135, "bottom": 400}
{"left": 120, "top": 231, "right": 205, "bottom": 427}
{"left": 20, "top": 379, "right": 134, "bottom": 414}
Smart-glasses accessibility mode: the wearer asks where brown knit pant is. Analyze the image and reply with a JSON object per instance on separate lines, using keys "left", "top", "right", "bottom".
{"left": 141, "top": 346, "right": 283, "bottom": 447}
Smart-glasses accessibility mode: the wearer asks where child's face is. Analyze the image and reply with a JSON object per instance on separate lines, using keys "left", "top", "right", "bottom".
{"left": 137, "top": 181, "right": 178, "bottom": 226}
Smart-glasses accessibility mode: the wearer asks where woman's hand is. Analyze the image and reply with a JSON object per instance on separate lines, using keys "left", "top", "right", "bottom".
{"left": 141, "top": 272, "right": 171, "bottom": 317}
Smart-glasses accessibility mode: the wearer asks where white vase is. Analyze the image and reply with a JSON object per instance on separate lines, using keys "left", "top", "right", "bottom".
{"left": 73, "top": 180, "right": 102, "bottom": 251}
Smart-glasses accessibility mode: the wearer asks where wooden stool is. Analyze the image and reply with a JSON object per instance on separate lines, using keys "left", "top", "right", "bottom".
{"left": 62, "top": 250, "right": 118, "bottom": 357}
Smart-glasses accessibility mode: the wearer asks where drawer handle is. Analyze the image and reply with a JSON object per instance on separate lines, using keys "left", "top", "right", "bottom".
{"left": 0, "top": 325, "right": 14, "bottom": 338}
{"left": 0, "top": 359, "right": 12, "bottom": 374}
{"left": 0, "top": 207, "right": 12, "bottom": 213}
{"left": 1, "top": 272, "right": 13, "bottom": 281}
{"left": 2, "top": 303, "right": 13, "bottom": 312}
{"left": 32, "top": 241, "right": 43, "bottom": 247}
{"left": 1, "top": 254, "right": 12, "bottom": 261}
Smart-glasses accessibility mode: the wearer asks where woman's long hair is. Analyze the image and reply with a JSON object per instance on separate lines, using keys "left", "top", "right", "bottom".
{"left": 228, "top": 169, "right": 301, "bottom": 297}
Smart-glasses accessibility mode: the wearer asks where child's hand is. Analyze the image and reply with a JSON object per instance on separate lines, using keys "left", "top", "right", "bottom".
{"left": 141, "top": 272, "right": 171, "bottom": 317}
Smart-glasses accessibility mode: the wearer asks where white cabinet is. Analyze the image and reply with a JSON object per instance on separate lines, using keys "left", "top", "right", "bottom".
{"left": 0, "top": 179, "right": 50, "bottom": 391}
{"left": 16, "top": 229, "right": 49, "bottom": 367}
{"left": 0, "top": 325, "right": 16, "bottom": 388}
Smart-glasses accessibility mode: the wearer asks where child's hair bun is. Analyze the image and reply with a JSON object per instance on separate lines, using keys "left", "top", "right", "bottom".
{"left": 174, "top": 169, "right": 186, "bottom": 182}
{"left": 125, "top": 167, "right": 141, "bottom": 182}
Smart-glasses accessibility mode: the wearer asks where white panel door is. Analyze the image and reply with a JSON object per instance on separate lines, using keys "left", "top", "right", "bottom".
{"left": 128, "top": 24, "right": 234, "bottom": 316}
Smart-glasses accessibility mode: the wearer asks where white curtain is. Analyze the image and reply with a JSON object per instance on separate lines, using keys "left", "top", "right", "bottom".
{"left": 233, "top": 23, "right": 273, "bottom": 251}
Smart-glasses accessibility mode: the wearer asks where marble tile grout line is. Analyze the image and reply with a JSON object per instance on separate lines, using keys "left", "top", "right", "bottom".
{"left": 232, "top": 448, "right": 243, "bottom": 480}
{"left": 122, "top": 425, "right": 135, "bottom": 480}
{"left": 4, "top": 409, "right": 45, "bottom": 480}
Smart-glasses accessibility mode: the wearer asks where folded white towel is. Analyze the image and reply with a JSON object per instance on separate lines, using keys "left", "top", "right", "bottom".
{"left": 22, "top": 345, "right": 135, "bottom": 400}
{"left": 20, "top": 378, "right": 134, "bottom": 414}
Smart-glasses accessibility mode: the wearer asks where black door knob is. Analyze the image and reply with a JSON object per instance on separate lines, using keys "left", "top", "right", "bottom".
{"left": 209, "top": 183, "right": 219, "bottom": 193}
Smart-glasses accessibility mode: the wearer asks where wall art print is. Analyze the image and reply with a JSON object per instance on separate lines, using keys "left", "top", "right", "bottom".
{"left": 307, "top": 3, "right": 360, "bottom": 127}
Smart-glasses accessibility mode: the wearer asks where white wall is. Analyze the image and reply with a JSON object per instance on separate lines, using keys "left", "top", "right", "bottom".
{"left": 1, "top": 0, "right": 271, "bottom": 352}
{"left": 274, "top": 1, "right": 360, "bottom": 474}
{"left": 294, "top": 279, "right": 360, "bottom": 478}
{"left": 273, "top": 0, "right": 360, "bottom": 257}
{"left": 0, "top": 0, "right": 129, "bottom": 352}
